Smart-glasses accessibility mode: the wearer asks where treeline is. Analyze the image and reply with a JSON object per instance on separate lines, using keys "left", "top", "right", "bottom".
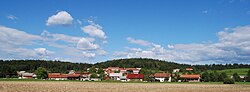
{"left": 201, "top": 70, "right": 250, "bottom": 83}
{"left": 0, "top": 60, "right": 91, "bottom": 77}
{"left": 194, "top": 63, "right": 250, "bottom": 71}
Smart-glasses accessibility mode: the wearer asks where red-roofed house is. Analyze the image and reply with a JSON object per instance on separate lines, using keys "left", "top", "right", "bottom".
{"left": 126, "top": 74, "right": 144, "bottom": 81}
{"left": 48, "top": 73, "right": 68, "bottom": 80}
{"left": 151, "top": 73, "right": 171, "bottom": 82}
{"left": 67, "top": 74, "right": 81, "bottom": 80}
{"left": 180, "top": 74, "right": 200, "bottom": 82}
{"left": 126, "top": 68, "right": 141, "bottom": 74}
{"left": 48, "top": 73, "right": 81, "bottom": 80}
{"left": 81, "top": 72, "right": 91, "bottom": 81}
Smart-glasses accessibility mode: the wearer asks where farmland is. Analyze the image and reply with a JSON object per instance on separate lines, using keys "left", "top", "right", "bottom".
{"left": 0, "top": 81, "right": 250, "bottom": 92}
{"left": 216, "top": 68, "right": 250, "bottom": 76}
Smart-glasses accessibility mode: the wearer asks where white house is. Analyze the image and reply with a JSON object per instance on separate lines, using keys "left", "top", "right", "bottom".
{"left": 17, "top": 71, "right": 36, "bottom": 79}
{"left": 109, "top": 73, "right": 123, "bottom": 80}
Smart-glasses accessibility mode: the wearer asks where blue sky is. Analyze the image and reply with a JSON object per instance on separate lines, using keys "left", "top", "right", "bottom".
{"left": 1, "top": 0, "right": 250, "bottom": 64}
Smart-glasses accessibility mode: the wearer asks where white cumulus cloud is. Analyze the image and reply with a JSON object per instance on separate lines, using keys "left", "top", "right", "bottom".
{"left": 46, "top": 11, "right": 73, "bottom": 26}
{"left": 127, "top": 37, "right": 152, "bottom": 46}
{"left": 81, "top": 51, "right": 96, "bottom": 58}
{"left": 77, "top": 38, "right": 99, "bottom": 50}
{"left": 116, "top": 25, "right": 250, "bottom": 64}
{"left": 81, "top": 20, "right": 107, "bottom": 39}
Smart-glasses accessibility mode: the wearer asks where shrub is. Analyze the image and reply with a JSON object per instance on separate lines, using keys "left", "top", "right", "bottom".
{"left": 223, "top": 78, "right": 235, "bottom": 84}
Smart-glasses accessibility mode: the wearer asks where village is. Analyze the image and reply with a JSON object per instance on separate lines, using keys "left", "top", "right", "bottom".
{"left": 17, "top": 67, "right": 202, "bottom": 82}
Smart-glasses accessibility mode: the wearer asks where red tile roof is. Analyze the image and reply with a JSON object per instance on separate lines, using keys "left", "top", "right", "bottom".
{"left": 48, "top": 73, "right": 67, "bottom": 78}
{"left": 107, "top": 67, "right": 120, "bottom": 70}
{"left": 180, "top": 74, "right": 200, "bottom": 79}
{"left": 185, "top": 68, "right": 193, "bottom": 71}
{"left": 67, "top": 74, "right": 80, "bottom": 77}
{"left": 153, "top": 73, "right": 171, "bottom": 78}
{"left": 126, "top": 68, "right": 138, "bottom": 70}
{"left": 127, "top": 74, "right": 144, "bottom": 79}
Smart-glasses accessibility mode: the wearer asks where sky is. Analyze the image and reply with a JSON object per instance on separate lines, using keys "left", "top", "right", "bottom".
{"left": 0, "top": 0, "right": 250, "bottom": 64}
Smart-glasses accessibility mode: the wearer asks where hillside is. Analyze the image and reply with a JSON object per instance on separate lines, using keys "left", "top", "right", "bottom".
{"left": 215, "top": 68, "right": 250, "bottom": 76}
{"left": 94, "top": 58, "right": 191, "bottom": 71}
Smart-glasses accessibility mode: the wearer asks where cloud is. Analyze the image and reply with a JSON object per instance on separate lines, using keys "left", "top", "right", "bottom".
{"left": 46, "top": 11, "right": 73, "bottom": 26}
{"left": 34, "top": 48, "right": 53, "bottom": 56}
{"left": 34, "top": 48, "right": 54, "bottom": 59}
{"left": 0, "top": 25, "right": 42, "bottom": 46}
{"left": 0, "top": 26, "right": 50, "bottom": 59}
{"left": 77, "top": 38, "right": 99, "bottom": 50}
{"left": 41, "top": 30, "right": 81, "bottom": 43}
{"left": 167, "top": 44, "right": 174, "bottom": 49}
{"left": 41, "top": 30, "right": 105, "bottom": 62}
{"left": 81, "top": 20, "right": 107, "bottom": 39}
{"left": 6, "top": 15, "right": 18, "bottom": 20}
{"left": 97, "top": 49, "right": 107, "bottom": 56}
{"left": 113, "top": 51, "right": 129, "bottom": 57}
{"left": 0, "top": 25, "right": 107, "bottom": 63}
{"left": 81, "top": 51, "right": 96, "bottom": 58}
{"left": 116, "top": 25, "right": 250, "bottom": 64}
{"left": 77, "top": 19, "right": 83, "bottom": 26}
{"left": 126, "top": 37, "right": 152, "bottom": 46}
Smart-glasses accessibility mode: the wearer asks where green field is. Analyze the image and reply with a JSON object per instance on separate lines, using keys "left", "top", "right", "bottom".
{"left": 208, "top": 68, "right": 250, "bottom": 76}
{"left": 1, "top": 78, "right": 250, "bottom": 85}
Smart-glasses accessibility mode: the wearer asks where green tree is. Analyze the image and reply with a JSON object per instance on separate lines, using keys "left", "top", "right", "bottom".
{"left": 34, "top": 67, "right": 48, "bottom": 79}
{"left": 232, "top": 73, "right": 241, "bottom": 82}
{"left": 246, "top": 70, "right": 250, "bottom": 82}
{"left": 223, "top": 78, "right": 235, "bottom": 84}
{"left": 214, "top": 71, "right": 220, "bottom": 82}
{"left": 97, "top": 68, "right": 104, "bottom": 74}
{"left": 201, "top": 71, "right": 210, "bottom": 82}
{"left": 218, "top": 72, "right": 227, "bottom": 82}
{"left": 90, "top": 73, "right": 98, "bottom": 78}
{"left": 99, "top": 73, "right": 105, "bottom": 80}
{"left": 209, "top": 72, "right": 215, "bottom": 82}
{"left": 89, "top": 66, "right": 97, "bottom": 73}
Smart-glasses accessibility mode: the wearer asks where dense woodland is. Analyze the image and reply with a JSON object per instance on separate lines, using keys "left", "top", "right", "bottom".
{"left": 1, "top": 58, "right": 250, "bottom": 78}
{"left": 0, "top": 60, "right": 91, "bottom": 77}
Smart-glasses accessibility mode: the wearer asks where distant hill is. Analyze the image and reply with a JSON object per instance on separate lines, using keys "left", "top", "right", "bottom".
{"left": 94, "top": 58, "right": 191, "bottom": 71}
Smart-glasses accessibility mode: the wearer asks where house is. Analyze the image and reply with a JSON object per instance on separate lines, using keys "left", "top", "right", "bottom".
{"left": 173, "top": 69, "right": 180, "bottom": 73}
{"left": 17, "top": 71, "right": 36, "bottom": 79}
{"left": 104, "top": 67, "right": 141, "bottom": 74}
{"left": 180, "top": 74, "right": 200, "bottom": 82}
{"left": 185, "top": 68, "right": 193, "bottom": 71}
{"left": 151, "top": 73, "right": 171, "bottom": 82}
{"left": 48, "top": 73, "right": 68, "bottom": 80}
{"left": 80, "top": 72, "right": 91, "bottom": 81}
{"left": 126, "top": 74, "right": 144, "bottom": 81}
{"left": 104, "top": 67, "right": 120, "bottom": 74}
{"left": 230, "top": 75, "right": 246, "bottom": 82}
{"left": 109, "top": 73, "right": 123, "bottom": 80}
{"left": 67, "top": 74, "right": 81, "bottom": 80}
{"left": 104, "top": 67, "right": 142, "bottom": 81}
{"left": 126, "top": 68, "right": 141, "bottom": 74}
